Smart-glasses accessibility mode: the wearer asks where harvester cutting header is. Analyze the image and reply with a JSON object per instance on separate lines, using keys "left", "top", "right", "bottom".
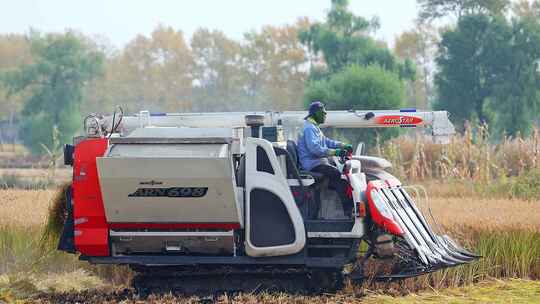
{"left": 58, "top": 105, "right": 477, "bottom": 294}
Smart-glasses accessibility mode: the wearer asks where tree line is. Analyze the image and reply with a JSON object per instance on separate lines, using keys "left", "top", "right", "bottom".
{"left": 0, "top": 0, "right": 539, "bottom": 155}
{"left": 0, "top": 21, "right": 312, "bottom": 153}
{"left": 421, "top": 0, "right": 540, "bottom": 137}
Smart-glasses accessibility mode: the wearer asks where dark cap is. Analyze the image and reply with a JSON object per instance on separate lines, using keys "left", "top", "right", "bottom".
{"left": 305, "top": 101, "right": 326, "bottom": 119}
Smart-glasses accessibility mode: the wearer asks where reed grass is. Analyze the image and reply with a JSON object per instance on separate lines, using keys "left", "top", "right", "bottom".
{"left": 379, "top": 125, "right": 540, "bottom": 199}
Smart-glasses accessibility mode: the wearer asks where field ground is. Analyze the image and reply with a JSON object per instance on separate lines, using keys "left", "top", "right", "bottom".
{"left": 0, "top": 187, "right": 538, "bottom": 303}
{"left": 363, "top": 279, "right": 540, "bottom": 304}
{"left": 15, "top": 279, "right": 538, "bottom": 303}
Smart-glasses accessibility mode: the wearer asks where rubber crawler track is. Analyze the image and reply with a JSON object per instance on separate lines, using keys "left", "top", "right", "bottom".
{"left": 131, "top": 266, "right": 344, "bottom": 297}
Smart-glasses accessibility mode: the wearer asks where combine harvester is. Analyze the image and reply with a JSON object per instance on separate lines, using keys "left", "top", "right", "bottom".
{"left": 58, "top": 108, "right": 478, "bottom": 294}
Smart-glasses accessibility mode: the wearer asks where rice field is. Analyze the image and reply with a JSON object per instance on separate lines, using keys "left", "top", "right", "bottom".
{"left": 0, "top": 186, "right": 538, "bottom": 303}
{"left": 0, "top": 189, "right": 55, "bottom": 227}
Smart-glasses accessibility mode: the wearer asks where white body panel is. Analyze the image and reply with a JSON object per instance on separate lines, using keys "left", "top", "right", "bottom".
{"left": 244, "top": 137, "right": 306, "bottom": 257}
{"left": 97, "top": 142, "right": 242, "bottom": 225}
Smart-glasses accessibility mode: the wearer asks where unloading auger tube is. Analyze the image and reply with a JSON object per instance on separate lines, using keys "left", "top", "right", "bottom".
{"left": 58, "top": 107, "right": 478, "bottom": 295}
{"left": 95, "top": 109, "right": 456, "bottom": 143}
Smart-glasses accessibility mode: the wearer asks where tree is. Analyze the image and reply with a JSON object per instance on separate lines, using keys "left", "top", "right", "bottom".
{"left": 304, "top": 64, "right": 404, "bottom": 145}
{"left": 490, "top": 14, "right": 540, "bottom": 136}
{"left": 434, "top": 14, "right": 510, "bottom": 126}
{"left": 116, "top": 25, "right": 194, "bottom": 113}
{"left": 300, "top": 0, "right": 414, "bottom": 80}
{"left": 418, "top": 0, "right": 510, "bottom": 21}
{"left": 435, "top": 11, "right": 540, "bottom": 136}
{"left": 2, "top": 31, "right": 104, "bottom": 154}
{"left": 300, "top": 0, "right": 410, "bottom": 146}
{"left": 242, "top": 20, "right": 310, "bottom": 110}
{"left": 512, "top": 0, "right": 540, "bottom": 18}
{"left": 0, "top": 34, "right": 32, "bottom": 146}
{"left": 191, "top": 28, "right": 245, "bottom": 111}
{"left": 305, "top": 65, "right": 404, "bottom": 110}
{"left": 394, "top": 23, "right": 439, "bottom": 108}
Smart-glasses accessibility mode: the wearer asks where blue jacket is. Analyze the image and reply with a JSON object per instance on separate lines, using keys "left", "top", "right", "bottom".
{"left": 297, "top": 119, "right": 342, "bottom": 171}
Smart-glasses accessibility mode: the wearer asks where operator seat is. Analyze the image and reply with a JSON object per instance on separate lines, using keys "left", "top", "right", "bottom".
{"left": 286, "top": 140, "right": 325, "bottom": 183}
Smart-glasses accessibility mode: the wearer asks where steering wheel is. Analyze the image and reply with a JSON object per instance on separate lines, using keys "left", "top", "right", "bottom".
{"left": 339, "top": 151, "right": 352, "bottom": 164}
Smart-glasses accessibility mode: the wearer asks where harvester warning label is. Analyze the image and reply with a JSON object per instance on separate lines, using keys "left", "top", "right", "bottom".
{"left": 375, "top": 115, "right": 423, "bottom": 126}
{"left": 129, "top": 187, "right": 208, "bottom": 198}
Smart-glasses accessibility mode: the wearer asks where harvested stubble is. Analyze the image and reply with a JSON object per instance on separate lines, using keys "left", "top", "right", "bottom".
{"left": 0, "top": 187, "right": 132, "bottom": 298}
{"left": 30, "top": 279, "right": 540, "bottom": 303}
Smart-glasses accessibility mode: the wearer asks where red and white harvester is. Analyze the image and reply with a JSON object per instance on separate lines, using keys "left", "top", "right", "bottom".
{"left": 58, "top": 108, "right": 478, "bottom": 294}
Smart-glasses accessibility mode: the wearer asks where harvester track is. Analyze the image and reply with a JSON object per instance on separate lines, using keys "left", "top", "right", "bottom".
{"left": 131, "top": 266, "right": 343, "bottom": 296}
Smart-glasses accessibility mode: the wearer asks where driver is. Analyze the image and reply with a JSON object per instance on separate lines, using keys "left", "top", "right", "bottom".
{"left": 297, "top": 101, "right": 353, "bottom": 217}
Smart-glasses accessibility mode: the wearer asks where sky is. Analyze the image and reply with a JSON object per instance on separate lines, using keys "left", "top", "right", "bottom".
{"left": 1, "top": 0, "right": 419, "bottom": 48}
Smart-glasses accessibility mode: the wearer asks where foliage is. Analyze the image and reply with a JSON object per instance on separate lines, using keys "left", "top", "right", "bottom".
{"left": 300, "top": 0, "right": 410, "bottom": 147}
{"left": 0, "top": 34, "right": 31, "bottom": 124}
{"left": 418, "top": 0, "right": 510, "bottom": 21}
{"left": 508, "top": 168, "right": 540, "bottom": 200}
{"left": 79, "top": 22, "right": 309, "bottom": 115}
{"left": 304, "top": 65, "right": 404, "bottom": 110}
{"left": 299, "top": 0, "right": 414, "bottom": 80}
{"left": 191, "top": 28, "right": 244, "bottom": 111}
{"left": 393, "top": 23, "right": 439, "bottom": 109}
{"left": 489, "top": 15, "right": 540, "bottom": 137}
{"left": 512, "top": 0, "right": 540, "bottom": 18}
{"left": 304, "top": 64, "right": 404, "bottom": 146}
{"left": 435, "top": 14, "right": 506, "bottom": 126}
{"left": 242, "top": 20, "right": 310, "bottom": 110}
{"left": 1, "top": 31, "right": 104, "bottom": 155}
{"left": 435, "top": 12, "right": 540, "bottom": 135}
{"left": 106, "top": 25, "right": 194, "bottom": 113}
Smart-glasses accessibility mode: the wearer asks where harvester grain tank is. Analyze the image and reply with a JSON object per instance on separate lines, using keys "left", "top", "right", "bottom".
{"left": 58, "top": 108, "right": 478, "bottom": 294}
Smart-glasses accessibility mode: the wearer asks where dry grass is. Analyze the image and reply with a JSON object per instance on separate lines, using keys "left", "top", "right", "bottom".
{"left": 0, "top": 168, "right": 71, "bottom": 180}
{"left": 380, "top": 125, "right": 540, "bottom": 182}
{"left": 415, "top": 193, "right": 540, "bottom": 232}
{"left": 0, "top": 189, "right": 54, "bottom": 227}
{"left": 0, "top": 144, "right": 28, "bottom": 156}
{"left": 0, "top": 269, "right": 105, "bottom": 300}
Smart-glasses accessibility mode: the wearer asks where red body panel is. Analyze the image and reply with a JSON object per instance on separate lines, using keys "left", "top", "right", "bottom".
{"left": 73, "top": 138, "right": 110, "bottom": 256}
{"left": 366, "top": 181, "right": 404, "bottom": 236}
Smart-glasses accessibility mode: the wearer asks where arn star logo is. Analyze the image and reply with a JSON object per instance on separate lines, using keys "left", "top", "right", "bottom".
{"left": 375, "top": 115, "right": 423, "bottom": 126}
